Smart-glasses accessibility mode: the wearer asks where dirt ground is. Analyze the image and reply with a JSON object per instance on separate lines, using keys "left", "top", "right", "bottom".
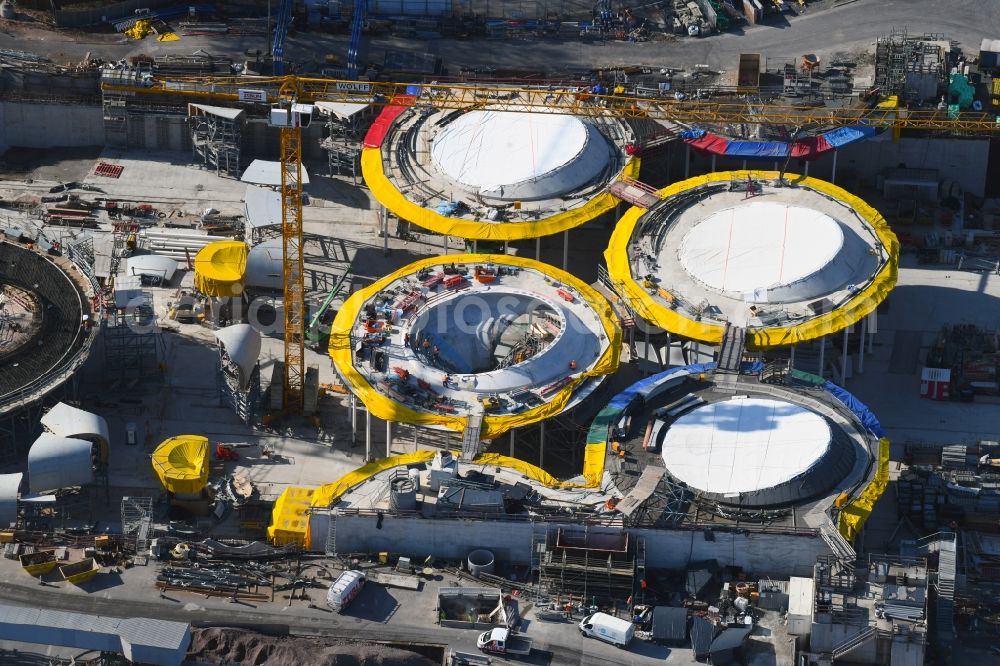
{"left": 189, "top": 628, "right": 440, "bottom": 666}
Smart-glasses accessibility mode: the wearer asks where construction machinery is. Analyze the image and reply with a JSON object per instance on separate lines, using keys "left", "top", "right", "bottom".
{"left": 100, "top": 73, "right": 1000, "bottom": 415}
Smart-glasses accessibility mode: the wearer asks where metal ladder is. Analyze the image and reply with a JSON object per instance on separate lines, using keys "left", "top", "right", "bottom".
{"left": 325, "top": 511, "right": 337, "bottom": 556}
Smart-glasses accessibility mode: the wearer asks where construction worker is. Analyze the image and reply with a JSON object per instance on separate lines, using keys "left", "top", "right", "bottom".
{"left": 569, "top": 359, "right": 577, "bottom": 370}
{"left": 422, "top": 337, "right": 431, "bottom": 350}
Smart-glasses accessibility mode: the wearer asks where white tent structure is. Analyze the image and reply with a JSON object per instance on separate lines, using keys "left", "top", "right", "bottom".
{"left": 28, "top": 433, "right": 93, "bottom": 493}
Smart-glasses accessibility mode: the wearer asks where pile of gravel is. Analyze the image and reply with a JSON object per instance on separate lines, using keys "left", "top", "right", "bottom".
{"left": 190, "top": 627, "right": 438, "bottom": 666}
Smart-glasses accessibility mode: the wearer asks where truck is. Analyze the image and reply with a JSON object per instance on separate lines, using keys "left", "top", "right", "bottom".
{"left": 476, "top": 627, "right": 533, "bottom": 655}
{"left": 579, "top": 612, "right": 634, "bottom": 648}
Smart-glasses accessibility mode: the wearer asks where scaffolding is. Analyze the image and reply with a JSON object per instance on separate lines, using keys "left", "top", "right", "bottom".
{"left": 537, "top": 527, "right": 638, "bottom": 604}
{"left": 318, "top": 103, "right": 372, "bottom": 182}
{"left": 188, "top": 103, "right": 245, "bottom": 178}
{"left": 217, "top": 353, "right": 261, "bottom": 426}
{"left": 102, "top": 295, "right": 161, "bottom": 382}
{"left": 121, "top": 495, "right": 153, "bottom": 560}
{"left": 875, "top": 28, "right": 948, "bottom": 101}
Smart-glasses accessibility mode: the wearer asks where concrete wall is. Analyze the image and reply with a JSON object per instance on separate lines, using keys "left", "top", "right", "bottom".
{"left": 328, "top": 514, "right": 536, "bottom": 563}
{"left": 673, "top": 135, "right": 990, "bottom": 197}
{"left": 635, "top": 527, "right": 833, "bottom": 578}
{"left": 324, "top": 513, "right": 832, "bottom": 578}
{"left": 124, "top": 115, "right": 191, "bottom": 153}
{"left": 0, "top": 102, "right": 104, "bottom": 152}
{"left": 838, "top": 136, "right": 990, "bottom": 197}
{"left": 51, "top": 0, "right": 175, "bottom": 27}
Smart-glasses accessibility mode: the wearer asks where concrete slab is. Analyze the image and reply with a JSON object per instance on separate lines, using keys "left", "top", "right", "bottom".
{"left": 846, "top": 257, "right": 1000, "bottom": 446}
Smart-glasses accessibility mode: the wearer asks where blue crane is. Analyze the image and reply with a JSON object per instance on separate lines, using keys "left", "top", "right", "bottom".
{"left": 347, "top": 0, "right": 366, "bottom": 79}
{"left": 271, "top": 0, "right": 293, "bottom": 75}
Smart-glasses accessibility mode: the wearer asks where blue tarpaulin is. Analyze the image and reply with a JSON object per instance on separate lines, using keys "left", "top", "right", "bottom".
{"left": 823, "top": 380, "right": 886, "bottom": 438}
{"left": 586, "top": 364, "right": 716, "bottom": 443}
{"left": 821, "top": 125, "right": 877, "bottom": 148}
{"left": 723, "top": 140, "right": 791, "bottom": 158}
{"left": 680, "top": 128, "right": 707, "bottom": 140}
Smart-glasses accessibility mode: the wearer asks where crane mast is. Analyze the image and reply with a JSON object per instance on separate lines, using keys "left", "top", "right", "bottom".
{"left": 276, "top": 78, "right": 308, "bottom": 412}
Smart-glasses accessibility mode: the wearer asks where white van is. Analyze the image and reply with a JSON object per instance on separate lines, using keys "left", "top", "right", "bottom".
{"left": 326, "top": 570, "right": 365, "bottom": 612}
{"left": 579, "top": 612, "right": 634, "bottom": 648}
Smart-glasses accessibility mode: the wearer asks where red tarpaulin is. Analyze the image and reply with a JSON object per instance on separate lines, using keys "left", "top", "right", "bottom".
{"left": 790, "top": 135, "right": 833, "bottom": 160}
{"left": 363, "top": 95, "right": 416, "bottom": 148}
{"left": 683, "top": 132, "right": 730, "bottom": 155}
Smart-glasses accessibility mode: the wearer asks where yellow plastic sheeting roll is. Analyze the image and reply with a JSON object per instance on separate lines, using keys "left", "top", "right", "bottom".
{"left": 328, "top": 253, "right": 621, "bottom": 440}
{"left": 838, "top": 437, "right": 891, "bottom": 543}
{"left": 194, "top": 240, "right": 248, "bottom": 297}
{"left": 605, "top": 171, "right": 899, "bottom": 349}
{"left": 267, "top": 486, "right": 315, "bottom": 546}
{"left": 362, "top": 147, "right": 640, "bottom": 241}
{"left": 151, "top": 435, "right": 209, "bottom": 495}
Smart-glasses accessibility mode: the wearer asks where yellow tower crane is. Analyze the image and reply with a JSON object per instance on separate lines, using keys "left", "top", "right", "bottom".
{"left": 265, "top": 78, "right": 313, "bottom": 412}
{"left": 100, "top": 73, "right": 1000, "bottom": 414}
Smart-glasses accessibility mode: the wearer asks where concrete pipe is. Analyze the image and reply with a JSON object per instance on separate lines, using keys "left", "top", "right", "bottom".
{"left": 467, "top": 549, "right": 495, "bottom": 577}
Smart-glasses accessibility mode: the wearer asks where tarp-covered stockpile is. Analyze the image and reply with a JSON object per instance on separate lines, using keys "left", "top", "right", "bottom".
{"left": 328, "top": 254, "right": 621, "bottom": 440}
{"left": 151, "top": 436, "right": 209, "bottom": 495}
{"left": 605, "top": 171, "right": 899, "bottom": 349}
{"left": 361, "top": 94, "right": 640, "bottom": 240}
{"left": 193, "top": 240, "right": 248, "bottom": 297}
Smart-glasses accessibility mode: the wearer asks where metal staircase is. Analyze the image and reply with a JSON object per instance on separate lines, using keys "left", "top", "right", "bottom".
{"left": 459, "top": 412, "right": 483, "bottom": 462}
{"left": 918, "top": 531, "right": 956, "bottom": 644}
{"left": 716, "top": 324, "right": 746, "bottom": 373}
{"left": 831, "top": 626, "right": 877, "bottom": 660}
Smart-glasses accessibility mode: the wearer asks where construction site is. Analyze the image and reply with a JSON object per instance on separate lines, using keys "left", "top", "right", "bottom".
{"left": 0, "top": 1, "right": 998, "bottom": 665}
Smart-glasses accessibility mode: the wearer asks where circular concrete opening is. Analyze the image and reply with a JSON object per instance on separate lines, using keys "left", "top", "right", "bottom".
{"left": 408, "top": 291, "right": 565, "bottom": 375}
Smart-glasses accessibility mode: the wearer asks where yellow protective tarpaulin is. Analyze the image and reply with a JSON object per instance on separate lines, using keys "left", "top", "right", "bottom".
{"left": 311, "top": 450, "right": 438, "bottom": 508}
{"left": 581, "top": 439, "right": 608, "bottom": 487}
{"left": 838, "top": 437, "right": 891, "bottom": 542}
{"left": 605, "top": 171, "right": 899, "bottom": 349}
{"left": 267, "top": 486, "right": 315, "bottom": 546}
{"left": 194, "top": 240, "right": 248, "bottom": 297}
{"left": 329, "top": 253, "right": 621, "bottom": 440}
{"left": 273, "top": 448, "right": 613, "bottom": 548}
{"left": 151, "top": 435, "right": 209, "bottom": 495}
{"left": 362, "top": 146, "right": 640, "bottom": 241}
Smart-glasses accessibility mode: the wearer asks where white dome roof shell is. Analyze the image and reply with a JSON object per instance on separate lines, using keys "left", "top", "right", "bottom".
{"left": 215, "top": 324, "right": 262, "bottom": 390}
{"left": 245, "top": 238, "right": 284, "bottom": 291}
{"left": 430, "top": 111, "right": 612, "bottom": 202}
{"left": 28, "top": 433, "right": 93, "bottom": 493}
